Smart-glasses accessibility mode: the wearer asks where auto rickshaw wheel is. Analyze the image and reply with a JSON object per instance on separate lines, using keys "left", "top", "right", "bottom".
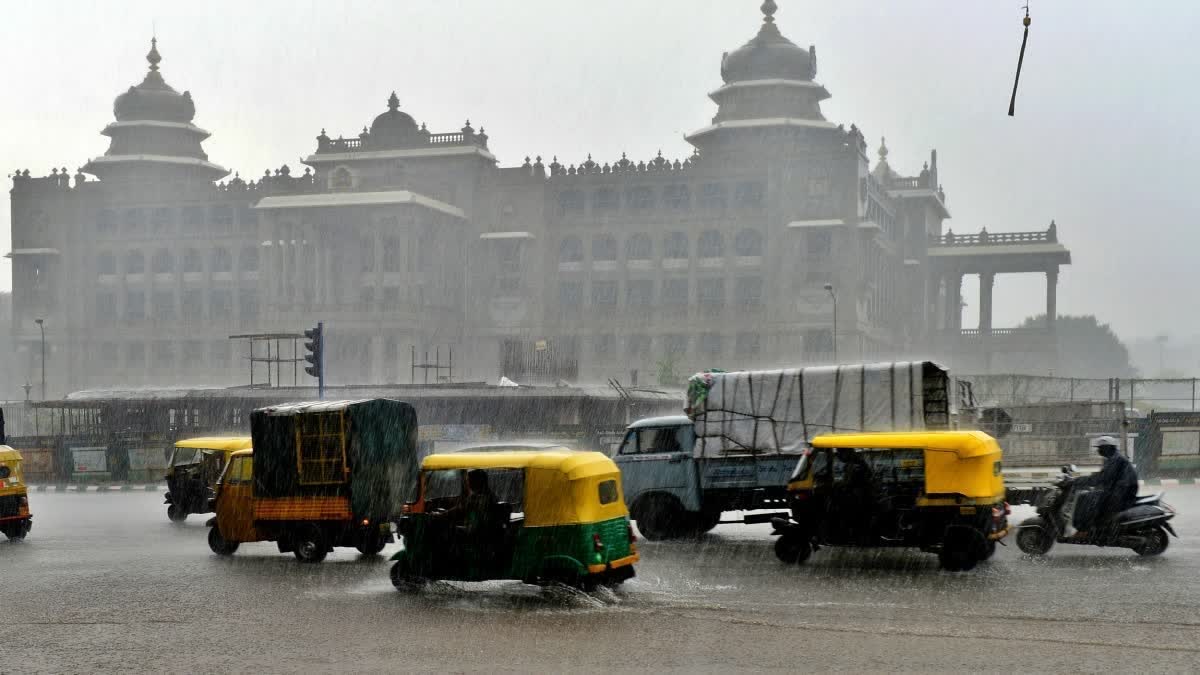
{"left": 980, "top": 539, "right": 997, "bottom": 560}
{"left": 292, "top": 525, "right": 328, "bottom": 563}
{"left": 1015, "top": 524, "right": 1055, "bottom": 555}
{"left": 3, "top": 522, "right": 28, "bottom": 541}
{"left": 390, "top": 559, "right": 426, "bottom": 592}
{"left": 356, "top": 531, "right": 387, "bottom": 556}
{"left": 773, "top": 532, "right": 812, "bottom": 565}
{"left": 167, "top": 504, "right": 188, "bottom": 523}
{"left": 938, "top": 529, "right": 981, "bottom": 571}
{"left": 207, "top": 526, "right": 239, "bottom": 556}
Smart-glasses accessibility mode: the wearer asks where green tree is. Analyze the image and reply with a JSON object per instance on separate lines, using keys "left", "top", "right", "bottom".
{"left": 1017, "top": 314, "right": 1135, "bottom": 378}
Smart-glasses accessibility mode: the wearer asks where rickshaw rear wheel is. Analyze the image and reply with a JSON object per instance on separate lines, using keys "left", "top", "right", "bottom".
{"left": 774, "top": 532, "right": 812, "bottom": 564}
{"left": 938, "top": 529, "right": 981, "bottom": 571}
{"left": 292, "top": 525, "right": 328, "bottom": 563}
{"left": 167, "top": 504, "right": 188, "bottom": 523}
{"left": 3, "top": 523, "right": 28, "bottom": 541}
{"left": 390, "top": 559, "right": 426, "bottom": 592}
{"left": 980, "top": 539, "right": 997, "bottom": 560}
{"left": 207, "top": 526, "right": 239, "bottom": 555}
{"left": 1015, "top": 525, "right": 1055, "bottom": 555}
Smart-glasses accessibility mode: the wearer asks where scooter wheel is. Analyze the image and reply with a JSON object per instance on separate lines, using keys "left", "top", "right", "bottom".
{"left": 1016, "top": 527, "right": 1054, "bottom": 555}
{"left": 1133, "top": 527, "right": 1169, "bottom": 557}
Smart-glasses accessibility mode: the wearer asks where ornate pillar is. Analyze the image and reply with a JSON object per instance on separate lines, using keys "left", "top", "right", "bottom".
{"left": 979, "top": 272, "right": 994, "bottom": 334}
{"left": 1046, "top": 268, "right": 1058, "bottom": 332}
{"left": 951, "top": 273, "right": 964, "bottom": 331}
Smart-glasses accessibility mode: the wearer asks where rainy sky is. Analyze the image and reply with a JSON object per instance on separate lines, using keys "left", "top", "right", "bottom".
{"left": 3, "top": 0, "right": 1197, "bottom": 341}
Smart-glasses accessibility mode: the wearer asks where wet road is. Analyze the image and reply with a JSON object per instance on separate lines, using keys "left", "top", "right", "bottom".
{"left": 5, "top": 488, "right": 1200, "bottom": 673}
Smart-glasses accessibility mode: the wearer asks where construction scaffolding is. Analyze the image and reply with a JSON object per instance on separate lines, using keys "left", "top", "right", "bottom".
{"left": 229, "top": 333, "right": 305, "bottom": 388}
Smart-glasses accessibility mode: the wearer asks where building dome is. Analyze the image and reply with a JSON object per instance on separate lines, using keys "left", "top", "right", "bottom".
{"left": 368, "top": 92, "right": 419, "bottom": 144}
{"left": 113, "top": 39, "right": 196, "bottom": 122}
{"left": 721, "top": 0, "right": 815, "bottom": 84}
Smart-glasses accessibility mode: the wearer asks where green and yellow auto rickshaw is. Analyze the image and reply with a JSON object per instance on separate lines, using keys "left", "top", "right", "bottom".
{"left": 164, "top": 437, "right": 253, "bottom": 522}
{"left": 0, "top": 446, "right": 33, "bottom": 541}
{"left": 390, "top": 450, "right": 638, "bottom": 590}
{"left": 771, "top": 431, "right": 1009, "bottom": 571}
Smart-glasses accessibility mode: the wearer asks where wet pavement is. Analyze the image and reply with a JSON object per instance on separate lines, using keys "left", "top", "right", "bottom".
{"left": 4, "top": 488, "right": 1200, "bottom": 673}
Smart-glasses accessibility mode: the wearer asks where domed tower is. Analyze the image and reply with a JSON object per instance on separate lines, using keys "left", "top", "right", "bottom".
{"left": 82, "top": 38, "right": 228, "bottom": 183}
{"left": 687, "top": 0, "right": 836, "bottom": 151}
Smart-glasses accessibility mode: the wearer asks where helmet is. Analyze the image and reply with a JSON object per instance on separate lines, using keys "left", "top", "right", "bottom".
{"left": 1092, "top": 435, "right": 1119, "bottom": 457}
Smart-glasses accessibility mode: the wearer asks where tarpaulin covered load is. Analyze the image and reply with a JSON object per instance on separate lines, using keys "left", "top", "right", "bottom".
{"left": 689, "top": 361, "right": 952, "bottom": 457}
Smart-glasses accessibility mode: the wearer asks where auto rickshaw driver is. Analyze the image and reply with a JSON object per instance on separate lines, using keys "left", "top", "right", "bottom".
{"left": 833, "top": 447, "right": 875, "bottom": 538}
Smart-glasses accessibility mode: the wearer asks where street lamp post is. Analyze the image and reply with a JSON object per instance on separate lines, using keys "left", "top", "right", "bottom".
{"left": 34, "top": 318, "right": 45, "bottom": 400}
{"left": 823, "top": 283, "right": 837, "bottom": 364}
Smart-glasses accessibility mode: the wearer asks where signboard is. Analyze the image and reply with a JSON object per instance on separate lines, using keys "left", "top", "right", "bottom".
{"left": 417, "top": 425, "right": 494, "bottom": 442}
{"left": 128, "top": 447, "right": 168, "bottom": 471}
{"left": 71, "top": 447, "right": 108, "bottom": 474}
{"left": 1011, "top": 423, "right": 1033, "bottom": 434}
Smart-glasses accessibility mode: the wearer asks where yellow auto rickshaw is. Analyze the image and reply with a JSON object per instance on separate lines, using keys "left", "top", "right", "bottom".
{"left": 164, "top": 437, "right": 252, "bottom": 522}
{"left": 390, "top": 450, "right": 639, "bottom": 590}
{"left": 771, "top": 431, "right": 1009, "bottom": 571}
{"left": 0, "top": 446, "right": 33, "bottom": 541}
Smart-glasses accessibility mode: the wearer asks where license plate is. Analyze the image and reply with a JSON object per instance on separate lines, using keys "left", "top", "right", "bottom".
{"left": 959, "top": 506, "right": 977, "bottom": 515}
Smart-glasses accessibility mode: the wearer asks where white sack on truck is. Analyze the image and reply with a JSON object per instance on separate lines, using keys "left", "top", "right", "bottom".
{"left": 688, "top": 361, "right": 952, "bottom": 458}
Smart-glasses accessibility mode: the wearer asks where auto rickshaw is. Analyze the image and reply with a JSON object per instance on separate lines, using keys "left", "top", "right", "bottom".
{"left": 164, "top": 437, "right": 252, "bottom": 522}
{"left": 771, "top": 431, "right": 1009, "bottom": 571}
{"left": 390, "top": 450, "right": 639, "bottom": 590}
{"left": 0, "top": 446, "right": 33, "bottom": 541}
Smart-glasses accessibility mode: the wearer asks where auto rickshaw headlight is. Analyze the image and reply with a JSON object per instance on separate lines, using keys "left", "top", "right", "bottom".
{"left": 19, "top": 496, "right": 28, "bottom": 507}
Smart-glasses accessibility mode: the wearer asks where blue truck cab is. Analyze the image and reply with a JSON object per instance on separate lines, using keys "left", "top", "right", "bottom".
{"left": 614, "top": 415, "right": 800, "bottom": 540}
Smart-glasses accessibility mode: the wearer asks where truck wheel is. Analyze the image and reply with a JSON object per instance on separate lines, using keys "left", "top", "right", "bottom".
{"left": 695, "top": 510, "right": 722, "bottom": 534}
{"left": 167, "top": 504, "right": 188, "bottom": 523}
{"left": 633, "top": 495, "right": 687, "bottom": 540}
{"left": 773, "top": 532, "right": 812, "bottom": 564}
{"left": 207, "top": 526, "right": 239, "bottom": 555}
{"left": 292, "top": 525, "right": 328, "bottom": 563}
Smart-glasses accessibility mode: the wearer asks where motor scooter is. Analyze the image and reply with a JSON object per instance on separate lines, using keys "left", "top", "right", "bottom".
{"left": 1015, "top": 465, "right": 1177, "bottom": 556}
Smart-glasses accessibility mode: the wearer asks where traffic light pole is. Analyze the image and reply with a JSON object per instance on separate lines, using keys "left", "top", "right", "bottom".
{"left": 316, "top": 321, "right": 325, "bottom": 400}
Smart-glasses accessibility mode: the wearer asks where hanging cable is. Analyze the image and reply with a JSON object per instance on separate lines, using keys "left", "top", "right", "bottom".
{"left": 1007, "top": 3, "right": 1032, "bottom": 116}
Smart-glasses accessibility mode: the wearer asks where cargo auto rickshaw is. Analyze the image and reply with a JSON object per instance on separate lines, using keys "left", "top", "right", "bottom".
{"left": 165, "top": 437, "right": 253, "bottom": 522}
{"left": 206, "top": 399, "right": 416, "bottom": 562}
{"left": 0, "top": 446, "right": 33, "bottom": 541}
{"left": 771, "top": 431, "right": 1009, "bottom": 571}
{"left": 390, "top": 450, "right": 638, "bottom": 590}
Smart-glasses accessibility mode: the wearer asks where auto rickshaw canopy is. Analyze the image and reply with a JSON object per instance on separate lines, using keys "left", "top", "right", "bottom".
{"left": 420, "top": 450, "right": 628, "bottom": 527}
{"left": 174, "top": 437, "right": 254, "bottom": 453}
{"left": 809, "top": 430, "right": 1005, "bottom": 503}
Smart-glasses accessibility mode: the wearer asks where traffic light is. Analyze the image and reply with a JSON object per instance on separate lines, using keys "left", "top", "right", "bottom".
{"left": 303, "top": 322, "right": 324, "bottom": 399}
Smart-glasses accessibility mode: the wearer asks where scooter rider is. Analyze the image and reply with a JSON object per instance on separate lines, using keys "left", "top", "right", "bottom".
{"left": 1072, "top": 436, "right": 1139, "bottom": 536}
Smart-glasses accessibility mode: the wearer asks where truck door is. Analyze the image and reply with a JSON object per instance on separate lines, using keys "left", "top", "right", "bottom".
{"left": 614, "top": 424, "right": 699, "bottom": 510}
{"left": 216, "top": 455, "right": 257, "bottom": 543}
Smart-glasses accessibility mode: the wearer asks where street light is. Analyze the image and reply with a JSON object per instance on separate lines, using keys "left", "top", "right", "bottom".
{"left": 823, "top": 283, "right": 837, "bottom": 364}
{"left": 34, "top": 318, "right": 45, "bottom": 400}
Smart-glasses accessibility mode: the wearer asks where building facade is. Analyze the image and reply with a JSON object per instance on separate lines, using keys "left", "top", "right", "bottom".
{"left": 7, "top": 3, "right": 1068, "bottom": 397}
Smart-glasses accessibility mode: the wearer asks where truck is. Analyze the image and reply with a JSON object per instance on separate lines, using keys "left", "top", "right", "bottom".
{"left": 613, "top": 361, "right": 954, "bottom": 539}
{"left": 206, "top": 398, "right": 420, "bottom": 562}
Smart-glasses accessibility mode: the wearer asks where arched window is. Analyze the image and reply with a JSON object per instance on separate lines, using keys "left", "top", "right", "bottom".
{"left": 125, "top": 250, "right": 145, "bottom": 275}
{"left": 664, "top": 232, "right": 689, "bottom": 259}
{"left": 625, "top": 233, "right": 653, "bottom": 260}
{"left": 664, "top": 184, "right": 690, "bottom": 209}
{"left": 182, "top": 249, "right": 203, "bottom": 274}
{"left": 559, "top": 236, "right": 583, "bottom": 262}
{"left": 151, "top": 249, "right": 174, "bottom": 274}
{"left": 592, "top": 235, "right": 617, "bottom": 261}
{"left": 592, "top": 188, "right": 619, "bottom": 211}
{"left": 626, "top": 186, "right": 654, "bottom": 209}
{"left": 331, "top": 167, "right": 353, "bottom": 190}
{"left": 558, "top": 190, "right": 584, "bottom": 214}
{"left": 239, "top": 246, "right": 259, "bottom": 272}
{"left": 96, "top": 209, "right": 117, "bottom": 233}
{"left": 383, "top": 236, "right": 401, "bottom": 272}
{"left": 698, "top": 230, "right": 724, "bottom": 258}
{"left": 734, "top": 229, "right": 764, "bottom": 257}
{"left": 212, "top": 248, "right": 233, "bottom": 273}
{"left": 97, "top": 252, "right": 116, "bottom": 276}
